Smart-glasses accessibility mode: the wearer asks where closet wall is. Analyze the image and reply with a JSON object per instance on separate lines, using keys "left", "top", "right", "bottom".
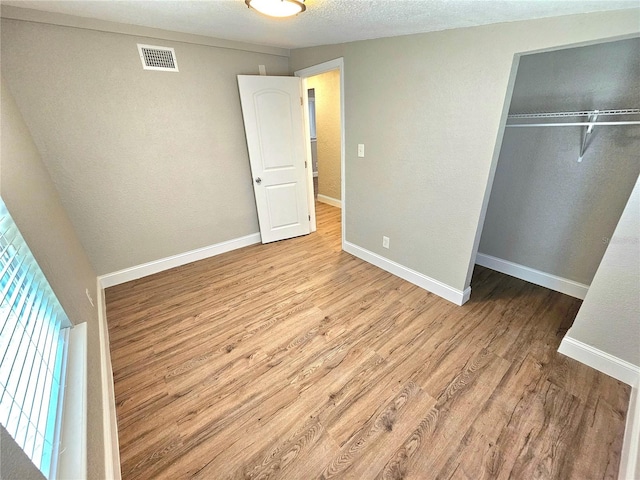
{"left": 478, "top": 38, "right": 640, "bottom": 288}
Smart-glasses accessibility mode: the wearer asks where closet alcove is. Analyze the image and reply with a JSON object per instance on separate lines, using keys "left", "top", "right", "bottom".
{"left": 476, "top": 37, "right": 640, "bottom": 299}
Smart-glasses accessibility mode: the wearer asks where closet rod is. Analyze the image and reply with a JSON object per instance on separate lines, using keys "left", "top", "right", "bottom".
{"left": 506, "top": 108, "right": 640, "bottom": 128}
{"left": 508, "top": 108, "right": 640, "bottom": 119}
{"left": 504, "top": 108, "right": 640, "bottom": 162}
{"left": 506, "top": 121, "right": 640, "bottom": 128}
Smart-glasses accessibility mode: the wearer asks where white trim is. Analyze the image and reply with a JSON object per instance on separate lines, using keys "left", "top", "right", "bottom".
{"left": 620, "top": 385, "right": 640, "bottom": 480}
{"left": 475, "top": 253, "right": 589, "bottom": 299}
{"left": 295, "top": 58, "right": 344, "bottom": 79}
{"left": 295, "top": 58, "right": 346, "bottom": 250}
{"left": 97, "top": 281, "right": 121, "bottom": 480}
{"left": 98, "top": 233, "right": 261, "bottom": 288}
{"left": 317, "top": 194, "right": 342, "bottom": 209}
{"left": 300, "top": 82, "right": 317, "bottom": 233}
{"left": 57, "top": 323, "right": 87, "bottom": 480}
{"left": 558, "top": 336, "right": 640, "bottom": 386}
{"left": 343, "top": 241, "right": 471, "bottom": 306}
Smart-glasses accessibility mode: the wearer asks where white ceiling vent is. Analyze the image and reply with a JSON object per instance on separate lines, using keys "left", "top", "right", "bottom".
{"left": 137, "top": 44, "right": 179, "bottom": 72}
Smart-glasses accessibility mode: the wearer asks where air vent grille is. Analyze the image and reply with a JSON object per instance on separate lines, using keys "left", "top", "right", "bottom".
{"left": 137, "top": 44, "right": 179, "bottom": 72}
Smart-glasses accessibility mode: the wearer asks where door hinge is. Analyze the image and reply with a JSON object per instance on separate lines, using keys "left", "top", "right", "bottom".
{"left": 305, "top": 161, "right": 307, "bottom": 168}
{"left": 300, "top": 97, "right": 303, "bottom": 106}
{"left": 308, "top": 215, "right": 311, "bottom": 221}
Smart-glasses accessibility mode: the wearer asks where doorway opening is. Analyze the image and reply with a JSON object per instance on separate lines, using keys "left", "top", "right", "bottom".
{"left": 468, "top": 37, "right": 639, "bottom": 301}
{"left": 295, "top": 58, "right": 345, "bottom": 247}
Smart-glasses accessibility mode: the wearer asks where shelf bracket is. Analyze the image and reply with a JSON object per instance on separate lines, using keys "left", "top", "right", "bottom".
{"left": 578, "top": 110, "right": 599, "bottom": 163}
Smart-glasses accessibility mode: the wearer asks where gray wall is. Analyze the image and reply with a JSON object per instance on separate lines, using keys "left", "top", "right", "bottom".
{"left": 1, "top": 79, "right": 105, "bottom": 477}
{"left": 479, "top": 39, "right": 640, "bottom": 285}
{"left": 290, "top": 10, "right": 640, "bottom": 293}
{"left": 1, "top": 15, "right": 289, "bottom": 275}
{"left": 564, "top": 174, "right": 639, "bottom": 367}
{"left": 1, "top": 425, "right": 45, "bottom": 480}
{"left": 508, "top": 38, "right": 640, "bottom": 113}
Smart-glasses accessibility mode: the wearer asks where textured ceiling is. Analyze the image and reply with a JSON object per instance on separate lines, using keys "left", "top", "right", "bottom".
{"left": 3, "top": 0, "right": 639, "bottom": 49}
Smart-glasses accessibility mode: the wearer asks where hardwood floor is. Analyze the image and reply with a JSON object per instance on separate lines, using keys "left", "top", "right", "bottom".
{"left": 106, "top": 202, "right": 630, "bottom": 480}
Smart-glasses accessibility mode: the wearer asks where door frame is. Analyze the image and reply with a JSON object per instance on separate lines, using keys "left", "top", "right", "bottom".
{"left": 295, "top": 58, "right": 345, "bottom": 247}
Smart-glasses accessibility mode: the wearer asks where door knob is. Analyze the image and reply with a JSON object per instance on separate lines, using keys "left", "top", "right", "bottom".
{"left": 255, "top": 177, "right": 262, "bottom": 184}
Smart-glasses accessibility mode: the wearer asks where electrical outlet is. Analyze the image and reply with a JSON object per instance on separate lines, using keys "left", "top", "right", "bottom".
{"left": 85, "top": 288, "right": 95, "bottom": 307}
{"left": 382, "top": 236, "right": 390, "bottom": 249}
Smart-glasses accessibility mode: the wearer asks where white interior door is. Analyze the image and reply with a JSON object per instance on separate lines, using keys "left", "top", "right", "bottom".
{"left": 238, "top": 75, "right": 311, "bottom": 243}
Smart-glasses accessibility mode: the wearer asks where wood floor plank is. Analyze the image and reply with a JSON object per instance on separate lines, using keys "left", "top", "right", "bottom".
{"left": 239, "top": 419, "right": 338, "bottom": 480}
{"left": 320, "top": 381, "right": 436, "bottom": 479}
{"left": 375, "top": 377, "right": 499, "bottom": 480}
{"left": 106, "top": 202, "right": 630, "bottom": 480}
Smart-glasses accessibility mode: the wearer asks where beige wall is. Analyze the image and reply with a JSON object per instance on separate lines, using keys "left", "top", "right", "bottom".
{"left": 564, "top": 174, "right": 639, "bottom": 367}
{"left": 479, "top": 38, "right": 640, "bottom": 285}
{"left": 1, "top": 16, "right": 289, "bottom": 275}
{"left": 307, "top": 70, "right": 341, "bottom": 201}
{"left": 1, "top": 425, "right": 45, "bottom": 480}
{"left": 1, "top": 78, "right": 105, "bottom": 478}
{"left": 290, "top": 10, "right": 640, "bottom": 292}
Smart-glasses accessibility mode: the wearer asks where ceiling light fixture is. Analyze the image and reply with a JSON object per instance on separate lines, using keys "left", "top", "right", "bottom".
{"left": 245, "top": 0, "right": 306, "bottom": 18}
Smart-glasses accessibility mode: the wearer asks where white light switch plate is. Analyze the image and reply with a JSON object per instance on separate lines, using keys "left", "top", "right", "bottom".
{"left": 358, "top": 144, "right": 365, "bottom": 157}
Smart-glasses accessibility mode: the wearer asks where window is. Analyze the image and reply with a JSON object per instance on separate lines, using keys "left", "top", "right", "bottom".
{"left": 0, "top": 199, "right": 71, "bottom": 478}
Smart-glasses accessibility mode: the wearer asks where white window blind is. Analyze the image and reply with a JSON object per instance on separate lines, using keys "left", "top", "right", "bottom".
{"left": 0, "top": 199, "right": 71, "bottom": 479}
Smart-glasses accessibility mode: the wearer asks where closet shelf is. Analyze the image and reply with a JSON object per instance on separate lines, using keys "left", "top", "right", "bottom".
{"left": 508, "top": 108, "right": 640, "bottom": 119}
{"left": 506, "top": 108, "right": 640, "bottom": 127}
{"left": 505, "top": 108, "right": 640, "bottom": 162}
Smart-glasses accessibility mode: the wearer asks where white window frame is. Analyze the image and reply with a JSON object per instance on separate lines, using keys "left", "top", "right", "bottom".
{"left": 0, "top": 200, "right": 86, "bottom": 479}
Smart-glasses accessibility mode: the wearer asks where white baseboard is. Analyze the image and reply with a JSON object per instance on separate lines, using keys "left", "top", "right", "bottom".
{"left": 96, "top": 281, "right": 121, "bottom": 479}
{"left": 558, "top": 336, "right": 640, "bottom": 386}
{"left": 343, "top": 241, "right": 470, "bottom": 305}
{"left": 559, "top": 335, "right": 640, "bottom": 479}
{"left": 475, "top": 253, "right": 589, "bottom": 299}
{"left": 317, "top": 194, "right": 342, "bottom": 209}
{"left": 620, "top": 384, "right": 640, "bottom": 480}
{"left": 98, "top": 233, "right": 261, "bottom": 288}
